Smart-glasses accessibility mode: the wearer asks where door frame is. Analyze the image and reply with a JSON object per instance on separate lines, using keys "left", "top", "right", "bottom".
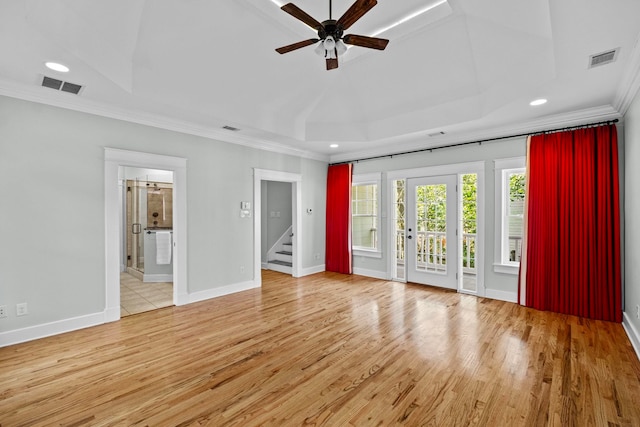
{"left": 104, "top": 148, "right": 188, "bottom": 322}
{"left": 387, "top": 161, "right": 485, "bottom": 296}
{"left": 253, "top": 169, "right": 302, "bottom": 286}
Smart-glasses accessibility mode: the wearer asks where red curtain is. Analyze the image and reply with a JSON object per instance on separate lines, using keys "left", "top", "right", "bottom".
{"left": 326, "top": 164, "right": 353, "bottom": 274}
{"left": 522, "top": 124, "right": 621, "bottom": 322}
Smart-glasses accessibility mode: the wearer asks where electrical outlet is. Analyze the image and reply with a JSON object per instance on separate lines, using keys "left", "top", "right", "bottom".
{"left": 0, "top": 305, "right": 7, "bottom": 318}
{"left": 16, "top": 303, "right": 28, "bottom": 316}
{"left": 239, "top": 266, "right": 245, "bottom": 273}
{"left": 636, "top": 305, "right": 640, "bottom": 319}
{"left": 314, "top": 253, "right": 320, "bottom": 260}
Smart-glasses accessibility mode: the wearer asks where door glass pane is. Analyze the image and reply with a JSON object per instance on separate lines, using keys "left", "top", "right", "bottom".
{"left": 415, "top": 184, "right": 447, "bottom": 273}
{"left": 393, "top": 180, "right": 405, "bottom": 280}
{"left": 136, "top": 179, "right": 146, "bottom": 271}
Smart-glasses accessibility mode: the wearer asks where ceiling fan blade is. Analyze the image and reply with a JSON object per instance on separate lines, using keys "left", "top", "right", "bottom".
{"left": 276, "top": 39, "right": 319, "bottom": 54}
{"left": 337, "top": 0, "right": 377, "bottom": 31}
{"left": 281, "top": 3, "right": 322, "bottom": 30}
{"left": 343, "top": 34, "right": 389, "bottom": 50}
{"left": 326, "top": 57, "right": 339, "bottom": 70}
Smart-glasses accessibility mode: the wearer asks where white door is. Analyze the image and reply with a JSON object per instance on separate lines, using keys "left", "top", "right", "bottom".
{"left": 406, "top": 175, "right": 458, "bottom": 289}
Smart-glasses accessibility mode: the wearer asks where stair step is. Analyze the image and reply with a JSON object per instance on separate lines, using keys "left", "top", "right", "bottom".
{"left": 276, "top": 251, "right": 292, "bottom": 256}
{"left": 283, "top": 242, "right": 292, "bottom": 246}
{"left": 269, "top": 259, "right": 292, "bottom": 267}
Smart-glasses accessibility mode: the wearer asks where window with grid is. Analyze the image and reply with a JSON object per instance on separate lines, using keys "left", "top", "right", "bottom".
{"left": 352, "top": 182, "right": 378, "bottom": 250}
{"left": 493, "top": 157, "right": 526, "bottom": 274}
{"left": 503, "top": 169, "right": 525, "bottom": 264}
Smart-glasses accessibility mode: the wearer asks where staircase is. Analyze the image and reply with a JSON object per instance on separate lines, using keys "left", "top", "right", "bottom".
{"left": 267, "top": 238, "right": 293, "bottom": 275}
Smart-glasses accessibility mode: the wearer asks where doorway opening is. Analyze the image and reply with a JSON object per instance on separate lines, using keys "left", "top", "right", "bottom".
{"left": 120, "top": 167, "right": 174, "bottom": 317}
{"left": 261, "top": 181, "right": 294, "bottom": 275}
{"left": 104, "top": 148, "right": 187, "bottom": 323}
{"left": 253, "top": 169, "right": 302, "bottom": 286}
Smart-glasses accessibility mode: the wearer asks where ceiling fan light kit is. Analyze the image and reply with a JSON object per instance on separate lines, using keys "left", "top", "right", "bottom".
{"left": 276, "top": 0, "right": 390, "bottom": 70}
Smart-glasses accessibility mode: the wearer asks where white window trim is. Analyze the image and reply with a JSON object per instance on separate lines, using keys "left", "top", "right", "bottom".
{"left": 493, "top": 157, "right": 525, "bottom": 275}
{"left": 352, "top": 172, "right": 382, "bottom": 258}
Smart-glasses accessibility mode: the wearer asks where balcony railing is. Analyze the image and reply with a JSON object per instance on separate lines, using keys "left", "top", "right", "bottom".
{"left": 395, "top": 230, "right": 478, "bottom": 274}
{"left": 509, "top": 236, "right": 522, "bottom": 262}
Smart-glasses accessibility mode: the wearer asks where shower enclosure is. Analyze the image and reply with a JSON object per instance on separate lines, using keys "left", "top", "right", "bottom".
{"left": 125, "top": 178, "right": 173, "bottom": 274}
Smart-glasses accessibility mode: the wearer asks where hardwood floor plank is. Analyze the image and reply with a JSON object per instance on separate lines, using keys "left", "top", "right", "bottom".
{"left": 1, "top": 270, "right": 639, "bottom": 426}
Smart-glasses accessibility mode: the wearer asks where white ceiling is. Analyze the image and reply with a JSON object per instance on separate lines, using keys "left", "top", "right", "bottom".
{"left": 1, "top": 0, "right": 639, "bottom": 163}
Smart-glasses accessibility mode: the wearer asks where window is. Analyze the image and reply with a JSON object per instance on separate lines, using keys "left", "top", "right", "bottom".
{"left": 504, "top": 169, "right": 525, "bottom": 263}
{"left": 392, "top": 179, "right": 406, "bottom": 279}
{"left": 494, "top": 158, "right": 525, "bottom": 274}
{"left": 352, "top": 173, "right": 381, "bottom": 257}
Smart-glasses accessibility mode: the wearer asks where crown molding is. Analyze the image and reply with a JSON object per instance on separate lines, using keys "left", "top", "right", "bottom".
{"left": 328, "top": 105, "right": 621, "bottom": 164}
{"left": 614, "top": 34, "right": 640, "bottom": 115}
{"left": 0, "top": 80, "right": 329, "bottom": 163}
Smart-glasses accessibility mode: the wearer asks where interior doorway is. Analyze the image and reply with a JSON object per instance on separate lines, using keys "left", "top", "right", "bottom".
{"left": 120, "top": 167, "right": 174, "bottom": 316}
{"left": 261, "top": 181, "right": 294, "bottom": 275}
{"left": 253, "top": 169, "right": 302, "bottom": 287}
{"left": 104, "top": 148, "right": 187, "bottom": 323}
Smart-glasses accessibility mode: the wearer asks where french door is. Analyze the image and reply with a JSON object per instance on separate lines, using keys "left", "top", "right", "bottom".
{"left": 406, "top": 175, "right": 458, "bottom": 289}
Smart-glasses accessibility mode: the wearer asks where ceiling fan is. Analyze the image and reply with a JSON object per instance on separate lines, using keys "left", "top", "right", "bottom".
{"left": 275, "top": 0, "right": 389, "bottom": 70}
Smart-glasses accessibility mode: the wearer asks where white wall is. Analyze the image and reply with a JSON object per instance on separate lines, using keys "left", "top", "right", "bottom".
{"left": 0, "top": 95, "right": 327, "bottom": 341}
{"left": 624, "top": 90, "right": 640, "bottom": 354}
{"left": 351, "top": 137, "right": 527, "bottom": 296}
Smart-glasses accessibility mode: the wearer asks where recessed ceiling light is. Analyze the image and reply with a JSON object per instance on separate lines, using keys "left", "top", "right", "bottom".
{"left": 330, "top": 144, "right": 339, "bottom": 148}
{"left": 45, "top": 62, "right": 69, "bottom": 73}
{"left": 530, "top": 98, "right": 547, "bottom": 106}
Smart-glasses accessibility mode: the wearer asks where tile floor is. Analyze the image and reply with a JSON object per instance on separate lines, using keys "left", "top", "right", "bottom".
{"left": 120, "top": 272, "right": 173, "bottom": 317}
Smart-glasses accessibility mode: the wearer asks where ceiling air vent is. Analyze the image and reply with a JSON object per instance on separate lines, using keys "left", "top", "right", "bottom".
{"left": 41, "top": 76, "right": 83, "bottom": 94}
{"left": 60, "top": 82, "right": 82, "bottom": 95}
{"left": 588, "top": 48, "right": 619, "bottom": 68}
{"left": 42, "top": 76, "right": 63, "bottom": 90}
{"left": 222, "top": 125, "right": 240, "bottom": 131}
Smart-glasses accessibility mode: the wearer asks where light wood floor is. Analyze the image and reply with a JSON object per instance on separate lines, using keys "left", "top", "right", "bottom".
{"left": 1, "top": 271, "right": 639, "bottom": 426}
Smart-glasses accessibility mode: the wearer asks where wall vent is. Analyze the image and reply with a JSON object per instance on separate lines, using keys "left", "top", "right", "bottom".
{"left": 222, "top": 125, "right": 240, "bottom": 131}
{"left": 41, "top": 76, "right": 83, "bottom": 94}
{"left": 588, "top": 48, "right": 619, "bottom": 68}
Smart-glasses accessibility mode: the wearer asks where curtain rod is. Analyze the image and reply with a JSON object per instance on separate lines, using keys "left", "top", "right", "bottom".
{"left": 329, "top": 119, "right": 619, "bottom": 166}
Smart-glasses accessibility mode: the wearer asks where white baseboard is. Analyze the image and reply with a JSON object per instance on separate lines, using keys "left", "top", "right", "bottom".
{"left": 143, "top": 273, "right": 173, "bottom": 282}
{"left": 622, "top": 312, "right": 640, "bottom": 362}
{"left": 1, "top": 279, "right": 263, "bottom": 347}
{"left": 261, "top": 262, "right": 269, "bottom": 269}
{"left": 484, "top": 288, "right": 518, "bottom": 303}
{"left": 0, "top": 311, "right": 106, "bottom": 348}
{"left": 186, "top": 280, "right": 259, "bottom": 305}
{"left": 268, "top": 263, "right": 292, "bottom": 275}
{"left": 104, "top": 306, "right": 120, "bottom": 323}
{"left": 298, "top": 264, "right": 325, "bottom": 277}
{"left": 353, "top": 267, "right": 389, "bottom": 281}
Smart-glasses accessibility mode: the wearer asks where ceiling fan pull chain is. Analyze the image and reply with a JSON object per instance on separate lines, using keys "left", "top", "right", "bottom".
{"left": 329, "top": 0, "right": 332, "bottom": 20}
